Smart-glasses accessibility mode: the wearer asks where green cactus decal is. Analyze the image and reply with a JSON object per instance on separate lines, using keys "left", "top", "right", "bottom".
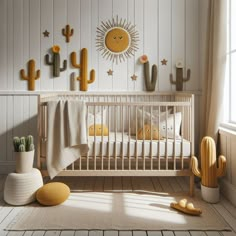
{"left": 62, "top": 24, "right": 74, "bottom": 43}
{"left": 143, "top": 61, "right": 157, "bottom": 91}
{"left": 20, "top": 59, "right": 40, "bottom": 91}
{"left": 191, "top": 136, "right": 226, "bottom": 188}
{"left": 71, "top": 48, "right": 95, "bottom": 91}
{"left": 13, "top": 135, "right": 35, "bottom": 152}
{"left": 45, "top": 45, "right": 67, "bottom": 77}
{"left": 170, "top": 62, "right": 190, "bottom": 91}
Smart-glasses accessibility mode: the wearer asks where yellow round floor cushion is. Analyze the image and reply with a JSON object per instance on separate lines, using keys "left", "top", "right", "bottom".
{"left": 36, "top": 182, "right": 70, "bottom": 206}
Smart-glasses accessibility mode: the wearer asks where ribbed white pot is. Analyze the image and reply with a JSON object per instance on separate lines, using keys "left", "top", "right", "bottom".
{"left": 201, "top": 184, "right": 220, "bottom": 203}
{"left": 15, "top": 150, "right": 34, "bottom": 173}
{"left": 4, "top": 168, "right": 43, "bottom": 205}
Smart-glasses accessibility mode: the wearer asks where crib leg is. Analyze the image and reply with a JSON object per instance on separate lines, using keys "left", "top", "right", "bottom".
{"left": 189, "top": 174, "right": 195, "bottom": 197}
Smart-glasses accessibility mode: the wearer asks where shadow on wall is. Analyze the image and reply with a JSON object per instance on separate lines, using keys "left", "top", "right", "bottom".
{"left": 0, "top": 115, "right": 38, "bottom": 174}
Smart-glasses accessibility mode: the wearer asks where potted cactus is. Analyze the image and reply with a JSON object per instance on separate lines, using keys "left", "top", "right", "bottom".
{"left": 191, "top": 136, "right": 226, "bottom": 203}
{"left": 13, "top": 135, "right": 35, "bottom": 173}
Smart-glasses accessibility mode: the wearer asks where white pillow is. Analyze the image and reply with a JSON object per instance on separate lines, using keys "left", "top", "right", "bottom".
{"left": 88, "top": 108, "right": 107, "bottom": 127}
{"left": 159, "top": 112, "right": 182, "bottom": 139}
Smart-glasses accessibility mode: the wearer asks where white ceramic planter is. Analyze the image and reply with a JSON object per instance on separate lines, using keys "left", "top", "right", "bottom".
{"left": 201, "top": 184, "right": 220, "bottom": 203}
{"left": 15, "top": 150, "right": 34, "bottom": 173}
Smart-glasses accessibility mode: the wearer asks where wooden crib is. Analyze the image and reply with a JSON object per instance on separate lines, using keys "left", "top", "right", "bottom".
{"left": 38, "top": 92, "right": 195, "bottom": 195}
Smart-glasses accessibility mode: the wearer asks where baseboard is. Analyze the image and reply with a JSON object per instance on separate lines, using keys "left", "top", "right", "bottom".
{"left": 0, "top": 161, "right": 15, "bottom": 174}
{"left": 220, "top": 178, "right": 236, "bottom": 207}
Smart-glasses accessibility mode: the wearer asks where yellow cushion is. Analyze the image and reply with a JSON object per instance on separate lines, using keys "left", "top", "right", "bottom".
{"left": 36, "top": 182, "right": 70, "bottom": 206}
{"left": 89, "top": 124, "right": 109, "bottom": 136}
{"left": 137, "top": 124, "right": 162, "bottom": 140}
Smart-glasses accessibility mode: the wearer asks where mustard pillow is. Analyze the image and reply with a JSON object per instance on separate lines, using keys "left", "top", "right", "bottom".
{"left": 137, "top": 124, "right": 162, "bottom": 140}
{"left": 89, "top": 124, "right": 109, "bottom": 136}
{"left": 36, "top": 182, "right": 70, "bottom": 206}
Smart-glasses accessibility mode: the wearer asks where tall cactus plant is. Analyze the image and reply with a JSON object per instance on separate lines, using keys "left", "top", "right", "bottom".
{"left": 191, "top": 136, "right": 226, "bottom": 188}
{"left": 143, "top": 61, "right": 157, "bottom": 91}
{"left": 71, "top": 48, "right": 95, "bottom": 91}
{"left": 20, "top": 59, "right": 40, "bottom": 91}
{"left": 170, "top": 62, "right": 191, "bottom": 91}
{"left": 45, "top": 45, "right": 67, "bottom": 77}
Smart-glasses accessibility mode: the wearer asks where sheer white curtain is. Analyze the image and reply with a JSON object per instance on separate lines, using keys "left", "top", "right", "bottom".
{"left": 201, "top": 0, "right": 227, "bottom": 142}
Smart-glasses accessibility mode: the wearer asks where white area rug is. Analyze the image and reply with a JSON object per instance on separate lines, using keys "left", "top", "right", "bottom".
{"left": 6, "top": 192, "right": 230, "bottom": 231}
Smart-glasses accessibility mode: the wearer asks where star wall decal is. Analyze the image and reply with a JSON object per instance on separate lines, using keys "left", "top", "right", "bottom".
{"left": 161, "top": 59, "right": 168, "bottom": 65}
{"left": 43, "top": 30, "right": 50, "bottom": 37}
{"left": 131, "top": 74, "right": 137, "bottom": 81}
{"left": 107, "top": 69, "right": 113, "bottom": 76}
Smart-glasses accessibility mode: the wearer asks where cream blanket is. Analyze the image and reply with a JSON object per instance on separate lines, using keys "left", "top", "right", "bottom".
{"left": 46, "top": 100, "right": 89, "bottom": 178}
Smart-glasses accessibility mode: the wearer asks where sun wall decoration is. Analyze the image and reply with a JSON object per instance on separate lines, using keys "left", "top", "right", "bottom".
{"left": 96, "top": 16, "right": 139, "bottom": 63}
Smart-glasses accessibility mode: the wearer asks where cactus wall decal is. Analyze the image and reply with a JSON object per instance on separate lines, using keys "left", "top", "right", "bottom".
{"left": 71, "top": 48, "right": 95, "bottom": 91}
{"left": 139, "top": 55, "right": 157, "bottom": 91}
{"left": 62, "top": 24, "right": 74, "bottom": 43}
{"left": 20, "top": 59, "right": 40, "bottom": 91}
{"left": 45, "top": 45, "right": 67, "bottom": 77}
{"left": 191, "top": 136, "right": 226, "bottom": 188}
{"left": 170, "top": 60, "right": 190, "bottom": 91}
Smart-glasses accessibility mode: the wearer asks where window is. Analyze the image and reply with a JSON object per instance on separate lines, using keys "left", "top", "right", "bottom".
{"left": 223, "top": 0, "right": 236, "bottom": 128}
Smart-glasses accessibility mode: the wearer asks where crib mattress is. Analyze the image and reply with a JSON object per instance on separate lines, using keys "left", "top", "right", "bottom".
{"left": 87, "top": 132, "right": 191, "bottom": 158}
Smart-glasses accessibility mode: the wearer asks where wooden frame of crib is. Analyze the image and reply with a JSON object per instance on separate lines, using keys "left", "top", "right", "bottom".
{"left": 37, "top": 92, "right": 195, "bottom": 196}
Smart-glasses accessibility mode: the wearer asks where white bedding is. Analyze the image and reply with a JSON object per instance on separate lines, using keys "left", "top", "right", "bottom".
{"left": 87, "top": 132, "right": 191, "bottom": 158}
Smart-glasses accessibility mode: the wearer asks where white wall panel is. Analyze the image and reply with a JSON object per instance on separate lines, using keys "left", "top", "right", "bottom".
{"left": 158, "top": 0, "right": 172, "bottom": 91}
{"left": 29, "top": 0, "right": 41, "bottom": 91}
{"left": 40, "top": 0, "right": 54, "bottom": 91}
{"left": 171, "top": 0, "right": 185, "bottom": 92}
{"left": 0, "top": 0, "right": 8, "bottom": 90}
{"left": 67, "top": 0, "right": 81, "bottom": 91}
{"left": 134, "top": 0, "right": 144, "bottom": 91}
{"left": 127, "top": 0, "right": 136, "bottom": 91}
{"left": 13, "top": 0, "right": 25, "bottom": 90}
{"left": 0, "top": 97, "right": 7, "bottom": 161}
{"left": 98, "top": 0, "right": 113, "bottom": 91}
{"left": 90, "top": 0, "right": 99, "bottom": 91}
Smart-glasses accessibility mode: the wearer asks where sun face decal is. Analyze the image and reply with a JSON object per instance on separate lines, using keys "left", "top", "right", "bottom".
{"left": 96, "top": 16, "right": 139, "bottom": 63}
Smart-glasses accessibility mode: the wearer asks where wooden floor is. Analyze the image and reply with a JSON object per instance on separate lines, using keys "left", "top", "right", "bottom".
{"left": 0, "top": 175, "right": 236, "bottom": 236}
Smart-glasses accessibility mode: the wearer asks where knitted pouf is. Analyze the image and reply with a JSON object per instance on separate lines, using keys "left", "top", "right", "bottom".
{"left": 4, "top": 168, "right": 43, "bottom": 205}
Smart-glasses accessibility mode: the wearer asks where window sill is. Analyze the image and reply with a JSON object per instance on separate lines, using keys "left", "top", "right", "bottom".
{"left": 219, "top": 123, "right": 236, "bottom": 136}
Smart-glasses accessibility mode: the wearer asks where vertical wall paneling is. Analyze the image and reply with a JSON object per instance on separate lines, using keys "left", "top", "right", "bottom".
{"left": 171, "top": 0, "right": 185, "bottom": 91}
{"left": 40, "top": 0, "right": 54, "bottom": 90}
{"left": 13, "top": 0, "right": 25, "bottom": 90}
{"left": 185, "top": 0, "right": 199, "bottom": 91}
{"left": 0, "top": 0, "right": 8, "bottom": 90}
{"left": 98, "top": 0, "right": 113, "bottom": 91}
{"left": 127, "top": 0, "right": 135, "bottom": 91}
{"left": 29, "top": 0, "right": 41, "bottom": 91}
{"left": 53, "top": 0, "right": 67, "bottom": 90}
{"left": 158, "top": 0, "right": 172, "bottom": 91}
{"left": 23, "top": 0, "right": 30, "bottom": 91}
{"left": 90, "top": 0, "right": 99, "bottom": 91}
{"left": 112, "top": 0, "right": 128, "bottom": 91}
{"left": 134, "top": 0, "right": 144, "bottom": 91}
{"left": 67, "top": 0, "right": 80, "bottom": 90}
{"left": 0, "top": 97, "right": 7, "bottom": 161}
{"left": 6, "top": 96, "right": 14, "bottom": 161}
{"left": 7, "top": 0, "right": 14, "bottom": 90}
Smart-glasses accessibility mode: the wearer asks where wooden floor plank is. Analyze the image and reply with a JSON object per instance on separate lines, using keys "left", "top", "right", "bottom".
{"left": 104, "top": 230, "right": 118, "bottom": 236}
{"left": 93, "top": 177, "right": 105, "bottom": 192}
{"left": 22, "top": 232, "right": 34, "bottom": 236}
{"left": 122, "top": 177, "right": 133, "bottom": 191}
{"left": 151, "top": 177, "right": 163, "bottom": 192}
{"left": 74, "top": 230, "right": 89, "bottom": 236}
{"left": 60, "top": 231, "right": 76, "bottom": 236}
{"left": 189, "top": 231, "right": 206, "bottom": 236}
{"left": 168, "top": 177, "right": 183, "bottom": 193}
{"left": 221, "top": 231, "right": 236, "bottom": 236}
{"left": 162, "top": 231, "right": 175, "bottom": 236}
{"left": 119, "top": 231, "right": 132, "bottom": 236}
{"left": 104, "top": 177, "right": 113, "bottom": 191}
{"left": 5, "top": 231, "right": 25, "bottom": 236}
{"left": 147, "top": 231, "right": 162, "bottom": 236}
{"left": 83, "top": 177, "right": 96, "bottom": 191}
{"left": 132, "top": 231, "right": 147, "bottom": 236}
{"left": 31, "top": 231, "right": 46, "bottom": 236}
{"left": 112, "top": 177, "right": 123, "bottom": 191}
{"left": 88, "top": 230, "right": 103, "bottom": 236}
{"left": 158, "top": 177, "right": 174, "bottom": 193}
{"left": 44, "top": 231, "right": 61, "bottom": 236}
{"left": 205, "top": 231, "right": 222, "bottom": 236}
{"left": 174, "top": 231, "right": 191, "bottom": 236}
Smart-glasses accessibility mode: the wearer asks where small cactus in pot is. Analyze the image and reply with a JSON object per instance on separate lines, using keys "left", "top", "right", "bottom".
{"left": 191, "top": 136, "right": 226, "bottom": 203}
{"left": 13, "top": 135, "right": 35, "bottom": 173}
